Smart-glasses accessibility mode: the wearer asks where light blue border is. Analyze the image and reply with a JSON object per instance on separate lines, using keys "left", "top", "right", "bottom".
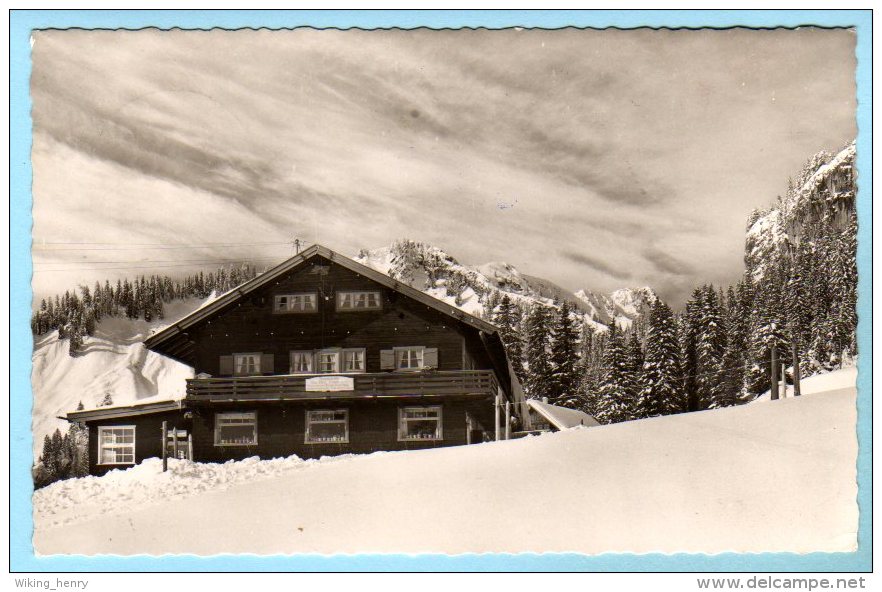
{"left": 10, "top": 9, "right": 872, "bottom": 572}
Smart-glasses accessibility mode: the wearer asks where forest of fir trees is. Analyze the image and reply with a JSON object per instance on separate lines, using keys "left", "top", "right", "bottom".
{"left": 490, "top": 150, "right": 857, "bottom": 425}
{"left": 31, "top": 264, "right": 261, "bottom": 356}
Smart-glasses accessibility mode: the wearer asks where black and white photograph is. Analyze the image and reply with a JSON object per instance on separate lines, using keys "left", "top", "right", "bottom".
{"left": 26, "top": 24, "right": 860, "bottom": 557}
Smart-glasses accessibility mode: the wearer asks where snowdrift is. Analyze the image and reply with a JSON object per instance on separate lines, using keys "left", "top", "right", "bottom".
{"left": 753, "top": 364, "right": 857, "bottom": 402}
{"left": 34, "top": 382, "right": 857, "bottom": 556}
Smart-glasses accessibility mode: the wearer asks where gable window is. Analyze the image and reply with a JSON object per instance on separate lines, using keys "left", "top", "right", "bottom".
{"left": 305, "top": 409, "right": 349, "bottom": 443}
{"left": 317, "top": 349, "right": 340, "bottom": 373}
{"left": 337, "top": 291, "right": 382, "bottom": 311}
{"left": 234, "top": 353, "right": 261, "bottom": 376}
{"left": 395, "top": 346, "right": 424, "bottom": 370}
{"left": 215, "top": 412, "right": 257, "bottom": 446}
{"left": 97, "top": 426, "right": 136, "bottom": 465}
{"left": 290, "top": 351, "right": 314, "bottom": 374}
{"left": 274, "top": 293, "right": 317, "bottom": 314}
{"left": 342, "top": 348, "right": 366, "bottom": 372}
{"left": 398, "top": 406, "right": 443, "bottom": 441}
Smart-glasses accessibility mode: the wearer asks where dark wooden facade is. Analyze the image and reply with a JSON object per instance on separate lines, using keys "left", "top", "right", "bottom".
{"left": 68, "top": 245, "right": 524, "bottom": 475}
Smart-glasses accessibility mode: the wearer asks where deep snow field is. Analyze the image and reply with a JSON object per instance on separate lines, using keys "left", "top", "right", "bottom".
{"left": 30, "top": 299, "right": 203, "bottom": 456}
{"left": 33, "top": 367, "right": 858, "bottom": 556}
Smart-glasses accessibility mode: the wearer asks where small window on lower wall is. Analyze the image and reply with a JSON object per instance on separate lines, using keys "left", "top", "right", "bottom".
{"left": 215, "top": 412, "right": 257, "bottom": 446}
{"left": 398, "top": 406, "right": 443, "bottom": 441}
{"left": 98, "top": 426, "right": 136, "bottom": 465}
{"left": 305, "top": 409, "right": 349, "bottom": 444}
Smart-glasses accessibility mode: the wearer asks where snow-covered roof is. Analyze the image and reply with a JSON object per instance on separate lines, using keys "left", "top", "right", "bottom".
{"left": 65, "top": 397, "right": 183, "bottom": 422}
{"left": 527, "top": 399, "right": 599, "bottom": 430}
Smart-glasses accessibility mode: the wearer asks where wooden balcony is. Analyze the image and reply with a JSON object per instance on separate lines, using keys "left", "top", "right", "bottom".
{"left": 185, "top": 369, "right": 499, "bottom": 403}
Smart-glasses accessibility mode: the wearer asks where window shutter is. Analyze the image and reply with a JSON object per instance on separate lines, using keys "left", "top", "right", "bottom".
{"left": 423, "top": 348, "right": 439, "bottom": 369}
{"left": 219, "top": 355, "right": 234, "bottom": 376}
{"left": 261, "top": 353, "right": 275, "bottom": 375}
{"left": 380, "top": 349, "right": 395, "bottom": 370}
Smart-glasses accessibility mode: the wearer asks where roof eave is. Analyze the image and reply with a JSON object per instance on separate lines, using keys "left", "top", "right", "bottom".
{"left": 64, "top": 400, "right": 184, "bottom": 422}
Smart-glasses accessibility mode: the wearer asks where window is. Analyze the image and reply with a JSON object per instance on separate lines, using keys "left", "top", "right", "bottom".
{"left": 337, "top": 291, "right": 382, "bottom": 311}
{"left": 274, "top": 293, "right": 317, "bottom": 313}
{"left": 234, "top": 353, "right": 261, "bottom": 376}
{"left": 97, "top": 426, "right": 136, "bottom": 465}
{"left": 305, "top": 409, "right": 349, "bottom": 443}
{"left": 342, "top": 348, "right": 366, "bottom": 372}
{"left": 317, "top": 349, "right": 340, "bottom": 373}
{"left": 395, "top": 346, "right": 424, "bottom": 370}
{"left": 290, "top": 351, "right": 314, "bottom": 374}
{"left": 215, "top": 412, "right": 257, "bottom": 446}
{"left": 398, "top": 406, "right": 443, "bottom": 441}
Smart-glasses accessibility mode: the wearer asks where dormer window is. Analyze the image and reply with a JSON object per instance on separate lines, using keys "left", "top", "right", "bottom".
{"left": 337, "top": 291, "right": 381, "bottom": 311}
{"left": 274, "top": 293, "right": 317, "bottom": 313}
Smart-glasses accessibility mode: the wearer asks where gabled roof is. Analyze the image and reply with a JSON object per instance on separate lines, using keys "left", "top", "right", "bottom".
{"left": 144, "top": 244, "right": 499, "bottom": 354}
{"left": 527, "top": 399, "right": 599, "bottom": 430}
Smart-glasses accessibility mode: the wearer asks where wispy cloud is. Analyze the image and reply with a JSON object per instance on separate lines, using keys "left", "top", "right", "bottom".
{"left": 30, "top": 28, "right": 856, "bottom": 305}
{"left": 642, "top": 248, "right": 697, "bottom": 276}
{"left": 562, "top": 251, "right": 633, "bottom": 281}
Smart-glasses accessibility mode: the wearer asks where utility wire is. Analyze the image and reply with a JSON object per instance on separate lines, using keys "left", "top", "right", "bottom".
{"left": 33, "top": 257, "right": 282, "bottom": 273}
{"left": 33, "top": 242, "right": 292, "bottom": 252}
{"left": 33, "top": 256, "right": 287, "bottom": 267}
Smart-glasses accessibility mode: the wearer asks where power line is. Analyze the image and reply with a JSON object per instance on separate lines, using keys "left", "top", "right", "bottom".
{"left": 32, "top": 240, "right": 291, "bottom": 246}
{"left": 32, "top": 257, "right": 281, "bottom": 273}
{"left": 33, "top": 242, "right": 292, "bottom": 252}
{"left": 33, "top": 256, "right": 286, "bottom": 267}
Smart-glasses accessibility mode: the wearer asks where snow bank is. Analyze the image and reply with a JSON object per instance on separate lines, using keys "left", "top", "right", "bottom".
{"left": 753, "top": 364, "right": 857, "bottom": 402}
{"left": 34, "top": 384, "right": 857, "bottom": 556}
{"left": 33, "top": 454, "right": 360, "bottom": 529}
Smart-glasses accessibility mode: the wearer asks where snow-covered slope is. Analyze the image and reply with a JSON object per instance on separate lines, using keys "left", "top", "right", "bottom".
{"left": 753, "top": 364, "right": 857, "bottom": 402}
{"left": 355, "top": 239, "right": 655, "bottom": 332}
{"left": 31, "top": 300, "right": 202, "bottom": 456}
{"left": 34, "top": 381, "right": 856, "bottom": 555}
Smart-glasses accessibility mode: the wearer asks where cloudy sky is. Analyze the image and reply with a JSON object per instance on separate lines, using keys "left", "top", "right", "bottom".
{"left": 30, "top": 27, "right": 856, "bottom": 306}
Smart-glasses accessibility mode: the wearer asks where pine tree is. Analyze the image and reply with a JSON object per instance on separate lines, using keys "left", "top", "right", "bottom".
{"left": 548, "top": 301, "right": 581, "bottom": 407}
{"left": 493, "top": 295, "right": 526, "bottom": 383}
{"left": 639, "top": 299, "right": 685, "bottom": 417}
{"left": 716, "top": 282, "right": 749, "bottom": 407}
{"left": 67, "top": 422, "right": 89, "bottom": 478}
{"left": 594, "top": 324, "right": 638, "bottom": 423}
{"left": 524, "top": 303, "right": 554, "bottom": 401}
{"left": 696, "top": 285, "right": 726, "bottom": 408}
{"left": 625, "top": 329, "right": 645, "bottom": 415}
{"left": 679, "top": 288, "right": 703, "bottom": 411}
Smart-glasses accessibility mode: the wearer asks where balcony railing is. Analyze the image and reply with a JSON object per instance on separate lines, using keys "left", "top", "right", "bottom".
{"left": 185, "top": 369, "right": 499, "bottom": 402}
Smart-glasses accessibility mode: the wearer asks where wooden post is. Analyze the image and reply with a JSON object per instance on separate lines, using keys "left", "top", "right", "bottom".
{"left": 770, "top": 348, "right": 779, "bottom": 401}
{"left": 781, "top": 359, "right": 788, "bottom": 398}
{"left": 465, "top": 414, "right": 472, "bottom": 445}
{"left": 172, "top": 426, "right": 179, "bottom": 460}
{"left": 505, "top": 400, "right": 511, "bottom": 440}
{"left": 187, "top": 433, "right": 194, "bottom": 461}
{"left": 161, "top": 420, "right": 168, "bottom": 472}
{"left": 792, "top": 341, "right": 802, "bottom": 397}
{"left": 494, "top": 394, "right": 501, "bottom": 442}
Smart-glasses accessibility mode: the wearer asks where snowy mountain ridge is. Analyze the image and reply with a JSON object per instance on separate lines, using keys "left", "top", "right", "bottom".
{"left": 745, "top": 142, "right": 856, "bottom": 279}
{"left": 354, "top": 239, "right": 656, "bottom": 333}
